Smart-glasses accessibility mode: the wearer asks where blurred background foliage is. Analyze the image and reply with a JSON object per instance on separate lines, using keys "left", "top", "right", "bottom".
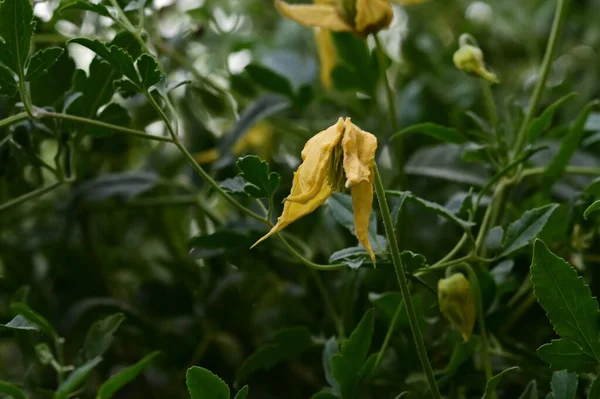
{"left": 2, "top": 0, "right": 600, "bottom": 398}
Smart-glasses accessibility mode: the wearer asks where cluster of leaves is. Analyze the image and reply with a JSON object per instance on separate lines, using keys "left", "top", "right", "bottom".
{"left": 3, "top": 0, "right": 600, "bottom": 398}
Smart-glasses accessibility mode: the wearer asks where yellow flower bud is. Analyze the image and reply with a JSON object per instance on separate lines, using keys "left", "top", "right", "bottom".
{"left": 453, "top": 44, "right": 499, "bottom": 84}
{"left": 438, "top": 273, "right": 476, "bottom": 341}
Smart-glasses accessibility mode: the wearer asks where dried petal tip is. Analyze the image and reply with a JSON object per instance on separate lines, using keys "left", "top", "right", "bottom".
{"left": 438, "top": 273, "right": 476, "bottom": 341}
{"left": 453, "top": 44, "right": 499, "bottom": 84}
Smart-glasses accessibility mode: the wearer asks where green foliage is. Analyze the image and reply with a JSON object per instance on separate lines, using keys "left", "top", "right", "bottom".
{"left": 482, "top": 367, "right": 519, "bottom": 399}
{"left": 97, "top": 351, "right": 161, "bottom": 399}
{"left": 186, "top": 367, "right": 230, "bottom": 399}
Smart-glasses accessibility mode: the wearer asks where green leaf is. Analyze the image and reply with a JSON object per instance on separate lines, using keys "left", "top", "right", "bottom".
{"left": 391, "top": 123, "right": 466, "bottom": 144}
{"left": 68, "top": 38, "right": 138, "bottom": 84}
{"left": 11, "top": 302, "right": 58, "bottom": 339}
{"left": 542, "top": 100, "right": 600, "bottom": 189}
{"left": 584, "top": 201, "right": 600, "bottom": 220}
{"left": 82, "top": 313, "right": 126, "bottom": 361}
{"left": 1, "top": 314, "right": 40, "bottom": 331}
{"left": 589, "top": 375, "right": 600, "bottom": 399}
{"left": 481, "top": 367, "right": 519, "bottom": 399}
{"left": 54, "top": 357, "right": 102, "bottom": 399}
{"left": 517, "top": 380, "right": 538, "bottom": 399}
{"left": 549, "top": 370, "right": 578, "bottom": 399}
{"left": 331, "top": 32, "right": 377, "bottom": 93}
{"left": 97, "top": 351, "right": 160, "bottom": 399}
{"left": 59, "top": 0, "right": 112, "bottom": 17}
{"left": 528, "top": 93, "right": 577, "bottom": 142}
{"left": 531, "top": 240, "right": 600, "bottom": 361}
{"left": 329, "top": 246, "right": 372, "bottom": 269}
{"left": 0, "top": 381, "right": 27, "bottom": 399}
{"left": 236, "top": 155, "right": 281, "bottom": 199}
{"left": 499, "top": 204, "right": 559, "bottom": 257}
{"left": 387, "top": 191, "right": 475, "bottom": 232}
{"left": 0, "top": 64, "right": 17, "bottom": 96}
{"left": 189, "top": 231, "right": 255, "bottom": 260}
{"left": 537, "top": 339, "right": 596, "bottom": 371}
{"left": 135, "top": 54, "right": 162, "bottom": 90}
{"left": 331, "top": 309, "right": 374, "bottom": 398}
{"left": 88, "top": 103, "right": 131, "bottom": 136}
{"left": 25, "top": 47, "right": 64, "bottom": 81}
{"left": 322, "top": 337, "right": 340, "bottom": 394}
{"left": 233, "top": 386, "right": 249, "bottom": 399}
{"left": 236, "top": 326, "right": 314, "bottom": 383}
{"left": 245, "top": 64, "right": 294, "bottom": 97}
{"left": 36, "top": 343, "right": 61, "bottom": 371}
{"left": 311, "top": 392, "right": 339, "bottom": 399}
{"left": 0, "top": 0, "right": 35, "bottom": 75}
{"left": 186, "top": 367, "right": 230, "bottom": 399}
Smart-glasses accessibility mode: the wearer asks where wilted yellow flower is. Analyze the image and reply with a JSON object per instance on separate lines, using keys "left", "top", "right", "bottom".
{"left": 438, "top": 273, "right": 476, "bottom": 341}
{"left": 453, "top": 43, "right": 499, "bottom": 84}
{"left": 275, "top": 0, "right": 393, "bottom": 36}
{"left": 252, "top": 117, "right": 378, "bottom": 263}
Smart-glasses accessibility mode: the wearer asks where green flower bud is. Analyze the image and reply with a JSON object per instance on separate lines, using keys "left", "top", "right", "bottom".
{"left": 438, "top": 273, "right": 476, "bottom": 341}
{"left": 453, "top": 43, "right": 499, "bottom": 84}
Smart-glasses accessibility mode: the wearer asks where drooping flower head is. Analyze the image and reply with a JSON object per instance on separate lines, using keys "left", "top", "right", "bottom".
{"left": 438, "top": 273, "right": 476, "bottom": 341}
{"left": 275, "top": 0, "right": 393, "bottom": 36}
{"left": 252, "top": 118, "right": 378, "bottom": 263}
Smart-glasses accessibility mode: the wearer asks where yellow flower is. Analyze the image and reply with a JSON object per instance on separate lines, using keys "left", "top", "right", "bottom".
{"left": 453, "top": 43, "right": 499, "bottom": 84}
{"left": 252, "top": 117, "right": 378, "bottom": 263}
{"left": 438, "top": 273, "right": 476, "bottom": 341}
{"left": 275, "top": 0, "right": 393, "bottom": 36}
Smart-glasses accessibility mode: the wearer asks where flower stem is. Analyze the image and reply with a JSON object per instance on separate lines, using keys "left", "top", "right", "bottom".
{"left": 481, "top": 81, "right": 499, "bottom": 138}
{"left": 371, "top": 299, "right": 403, "bottom": 376}
{"left": 0, "top": 181, "right": 64, "bottom": 212}
{"left": 373, "top": 163, "right": 441, "bottom": 399}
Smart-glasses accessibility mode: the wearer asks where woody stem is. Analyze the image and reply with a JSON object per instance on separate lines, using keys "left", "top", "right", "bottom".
{"left": 373, "top": 164, "right": 441, "bottom": 399}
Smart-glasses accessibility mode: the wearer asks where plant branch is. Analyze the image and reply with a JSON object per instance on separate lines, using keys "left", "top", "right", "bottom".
{"left": 0, "top": 181, "right": 65, "bottom": 212}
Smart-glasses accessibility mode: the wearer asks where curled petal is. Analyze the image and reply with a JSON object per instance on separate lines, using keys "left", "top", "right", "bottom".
{"left": 351, "top": 178, "right": 376, "bottom": 263}
{"left": 355, "top": 0, "right": 393, "bottom": 35}
{"left": 315, "top": 28, "right": 337, "bottom": 90}
{"left": 251, "top": 173, "right": 332, "bottom": 248}
{"left": 286, "top": 118, "right": 344, "bottom": 204}
{"left": 342, "top": 118, "right": 377, "bottom": 188}
{"left": 275, "top": 0, "right": 353, "bottom": 32}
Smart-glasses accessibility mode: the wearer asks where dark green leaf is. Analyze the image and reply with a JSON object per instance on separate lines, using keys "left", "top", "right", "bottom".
{"left": 543, "top": 100, "right": 600, "bottom": 188}
{"left": 391, "top": 123, "right": 467, "bottom": 144}
{"left": 500, "top": 204, "right": 559, "bottom": 257}
{"left": 537, "top": 339, "right": 596, "bottom": 371}
{"left": 584, "top": 201, "right": 600, "bottom": 220}
{"left": 482, "top": 367, "right": 519, "bottom": 399}
{"left": 59, "top": 0, "right": 112, "bottom": 17}
{"left": 54, "top": 357, "right": 102, "bottom": 399}
{"left": 1, "top": 314, "right": 40, "bottom": 331}
{"left": 68, "top": 38, "right": 138, "bottom": 83}
{"left": 136, "top": 54, "right": 162, "bottom": 90}
{"left": 531, "top": 240, "right": 600, "bottom": 361}
{"left": 589, "top": 375, "right": 600, "bottom": 399}
{"left": 311, "top": 392, "right": 339, "bottom": 399}
{"left": 70, "top": 172, "right": 159, "bottom": 204}
{"left": 236, "top": 155, "right": 280, "bottom": 198}
{"left": 0, "top": 381, "right": 27, "bottom": 399}
{"left": 82, "top": 313, "right": 126, "bottom": 361}
{"left": 329, "top": 246, "right": 372, "bottom": 269}
{"left": 68, "top": 60, "right": 117, "bottom": 124}
{"left": 331, "top": 32, "right": 376, "bottom": 93}
{"left": 97, "top": 351, "right": 160, "bottom": 399}
{"left": 549, "top": 370, "right": 578, "bottom": 399}
{"left": 327, "top": 193, "right": 379, "bottom": 250}
{"left": 25, "top": 47, "right": 64, "bottom": 81}
{"left": 517, "top": 380, "right": 538, "bottom": 399}
{"left": 0, "top": 64, "right": 17, "bottom": 96}
{"left": 528, "top": 93, "right": 577, "bottom": 142}
{"left": 245, "top": 64, "right": 294, "bottom": 97}
{"left": 585, "top": 177, "right": 600, "bottom": 196}
{"left": 322, "top": 337, "right": 340, "bottom": 394}
{"left": 331, "top": 309, "right": 374, "bottom": 398}
{"left": 189, "top": 231, "right": 255, "bottom": 260}
{"left": 11, "top": 303, "right": 58, "bottom": 339}
{"left": 0, "top": 0, "right": 35, "bottom": 75}
{"left": 236, "top": 327, "right": 314, "bottom": 383}
{"left": 186, "top": 367, "right": 229, "bottom": 399}
{"left": 234, "top": 386, "right": 249, "bottom": 399}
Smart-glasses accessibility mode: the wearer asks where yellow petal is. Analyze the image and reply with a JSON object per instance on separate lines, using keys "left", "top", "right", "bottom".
{"left": 315, "top": 28, "right": 337, "bottom": 90}
{"left": 342, "top": 118, "right": 377, "bottom": 188}
{"left": 195, "top": 148, "right": 220, "bottom": 164}
{"left": 251, "top": 172, "right": 332, "bottom": 247}
{"left": 275, "top": 0, "right": 353, "bottom": 32}
{"left": 351, "top": 179, "right": 376, "bottom": 263}
{"left": 286, "top": 118, "right": 344, "bottom": 204}
{"left": 355, "top": 0, "right": 393, "bottom": 35}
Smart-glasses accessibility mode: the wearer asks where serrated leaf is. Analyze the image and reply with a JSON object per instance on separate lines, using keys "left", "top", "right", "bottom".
{"left": 233, "top": 386, "right": 249, "bottom": 399}
{"left": 97, "top": 351, "right": 160, "bottom": 399}
{"left": 549, "top": 370, "right": 578, "bottom": 399}
{"left": 59, "top": 0, "right": 112, "bottom": 17}
{"left": 584, "top": 201, "right": 600, "bottom": 220}
{"left": 236, "top": 327, "right": 314, "bottom": 383}
{"left": 500, "top": 204, "right": 559, "bottom": 257}
{"left": 482, "top": 367, "right": 519, "bottom": 399}
{"left": 186, "top": 367, "right": 230, "bottom": 399}
{"left": 391, "top": 123, "right": 467, "bottom": 144}
{"left": 528, "top": 93, "right": 577, "bottom": 142}
{"left": 537, "top": 339, "right": 596, "bottom": 371}
{"left": 54, "top": 357, "right": 102, "bottom": 399}
{"left": 136, "top": 54, "right": 162, "bottom": 90}
{"left": 331, "top": 309, "right": 374, "bottom": 398}
{"left": 11, "top": 302, "right": 58, "bottom": 339}
{"left": 25, "top": 47, "right": 64, "bottom": 81}
{"left": 69, "top": 38, "right": 138, "bottom": 84}
{"left": 543, "top": 100, "right": 600, "bottom": 189}
{"left": 82, "top": 313, "right": 126, "bottom": 361}
{"left": 0, "top": 381, "right": 27, "bottom": 399}
{"left": 0, "top": 0, "right": 35, "bottom": 75}
{"left": 245, "top": 64, "right": 294, "bottom": 97}
{"left": 0, "top": 64, "right": 17, "bottom": 96}
{"left": 531, "top": 240, "right": 600, "bottom": 361}
{"left": 236, "top": 155, "right": 280, "bottom": 198}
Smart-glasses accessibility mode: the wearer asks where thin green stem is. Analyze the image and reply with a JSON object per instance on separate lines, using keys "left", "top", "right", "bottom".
{"left": 0, "top": 181, "right": 64, "bottom": 212}
{"left": 475, "top": 181, "right": 507, "bottom": 256}
{"left": 312, "top": 271, "right": 344, "bottom": 337}
{"left": 371, "top": 300, "right": 403, "bottom": 376}
{"left": 18, "top": 78, "right": 34, "bottom": 118}
{"left": 109, "top": 0, "right": 148, "bottom": 51}
{"left": 55, "top": 337, "right": 66, "bottom": 385}
{"left": 277, "top": 234, "right": 345, "bottom": 271}
{"left": 482, "top": 81, "right": 499, "bottom": 138}
{"left": 522, "top": 165, "right": 600, "bottom": 178}
{"left": 431, "top": 234, "right": 468, "bottom": 269}
{"left": 512, "top": 0, "right": 567, "bottom": 156}
{"left": 0, "top": 112, "right": 28, "bottom": 129}
{"left": 373, "top": 164, "right": 441, "bottom": 399}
